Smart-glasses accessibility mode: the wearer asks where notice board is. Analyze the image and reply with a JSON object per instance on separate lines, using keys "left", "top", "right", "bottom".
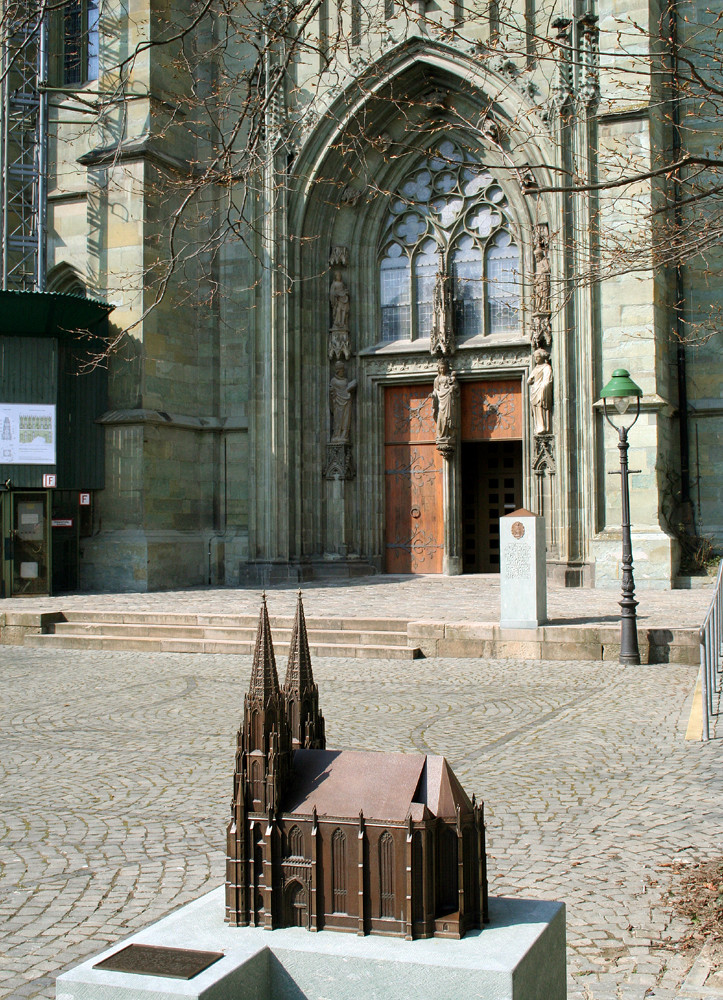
{"left": 0, "top": 404, "right": 56, "bottom": 465}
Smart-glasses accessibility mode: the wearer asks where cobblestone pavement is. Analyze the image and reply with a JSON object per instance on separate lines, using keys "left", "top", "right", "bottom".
{"left": 0, "top": 574, "right": 714, "bottom": 627}
{"left": 0, "top": 646, "right": 721, "bottom": 1000}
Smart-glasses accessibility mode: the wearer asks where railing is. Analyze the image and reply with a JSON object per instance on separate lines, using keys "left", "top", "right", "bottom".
{"left": 699, "top": 559, "right": 723, "bottom": 741}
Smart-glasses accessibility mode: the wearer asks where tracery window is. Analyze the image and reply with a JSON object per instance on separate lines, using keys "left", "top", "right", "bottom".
{"left": 332, "top": 828, "right": 347, "bottom": 912}
{"left": 379, "top": 138, "right": 520, "bottom": 343}
{"left": 379, "top": 830, "right": 395, "bottom": 918}
{"left": 288, "top": 825, "right": 304, "bottom": 858}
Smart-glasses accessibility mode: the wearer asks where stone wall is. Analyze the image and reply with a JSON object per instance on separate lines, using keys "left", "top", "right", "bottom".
{"left": 43, "top": 0, "right": 721, "bottom": 590}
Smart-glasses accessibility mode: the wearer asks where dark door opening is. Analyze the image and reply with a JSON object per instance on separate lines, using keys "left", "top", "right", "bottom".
{"left": 52, "top": 490, "right": 80, "bottom": 593}
{"left": 461, "top": 441, "right": 523, "bottom": 573}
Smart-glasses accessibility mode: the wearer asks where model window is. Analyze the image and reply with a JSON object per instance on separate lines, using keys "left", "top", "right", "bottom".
{"left": 332, "top": 828, "right": 347, "bottom": 912}
{"left": 378, "top": 138, "right": 520, "bottom": 343}
{"left": 288, "top": 825, "right": 304, "bottom": 858}
{"left": 379, "top": 830, "right": 394, "bottom": 918}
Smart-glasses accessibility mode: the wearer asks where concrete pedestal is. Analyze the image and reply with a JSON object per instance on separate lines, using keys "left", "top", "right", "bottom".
{"left": 500, "top": 509, "right": 547, "bottom": 629}
{"left": 56, "top": 887, "right": 565, "bottom": 1000}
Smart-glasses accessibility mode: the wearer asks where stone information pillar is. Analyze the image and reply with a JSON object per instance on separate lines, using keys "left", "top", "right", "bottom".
{"left": 500, "top": 508, "right": 547, "bottom": 629}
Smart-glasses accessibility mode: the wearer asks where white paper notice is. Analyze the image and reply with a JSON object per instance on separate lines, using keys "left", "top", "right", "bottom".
{"left": 0, "top": 404, "right": 56, "bottom": 465}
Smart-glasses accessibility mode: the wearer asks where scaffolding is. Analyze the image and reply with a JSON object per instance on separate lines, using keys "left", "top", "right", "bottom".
{"left": 0, "top": 8, "right": 48, "bottom": 291}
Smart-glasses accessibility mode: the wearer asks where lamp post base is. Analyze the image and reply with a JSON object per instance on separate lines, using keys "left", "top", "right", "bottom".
{"left": 619, "top": 596, "right": 641, "bottom": 665}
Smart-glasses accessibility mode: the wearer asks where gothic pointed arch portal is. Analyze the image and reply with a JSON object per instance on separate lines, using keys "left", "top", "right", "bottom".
{"left": 284, "top": 880, "right": 308, "bottom": 928}
{"left": 290, "top": 48, "right": 555, "bottom": 576}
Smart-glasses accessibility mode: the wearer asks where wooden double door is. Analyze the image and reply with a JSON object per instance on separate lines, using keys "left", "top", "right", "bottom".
{"left": 384, "top": 380, "right": 523, "bottom": 574}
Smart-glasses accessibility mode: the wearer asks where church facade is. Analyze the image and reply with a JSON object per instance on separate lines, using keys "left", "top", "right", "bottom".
{"left": 44, "top": 0, "right": 720, "bottom": 591}
{"left": 225, "top": 594, "right": 488, "bottom": 937}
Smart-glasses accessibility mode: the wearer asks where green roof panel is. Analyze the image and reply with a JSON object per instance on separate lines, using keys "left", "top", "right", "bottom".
{"left": 0, "top": 289, "right": 114, "bottom": 338}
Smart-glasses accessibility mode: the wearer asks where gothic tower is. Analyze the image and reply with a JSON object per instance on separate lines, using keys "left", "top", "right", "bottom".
{"left": 226, "top": 595, "right": 292, "bottom": 926}
{"left": 243, "top": 594, "right": 293, "bottom": 814}
{"left": 283, "top": 591, "right": 325, "bottom": 749}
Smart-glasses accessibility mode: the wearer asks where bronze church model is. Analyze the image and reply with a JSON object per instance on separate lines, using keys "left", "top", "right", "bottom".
{"left": 225, "top": 593, "right": 488, "bottom": 939}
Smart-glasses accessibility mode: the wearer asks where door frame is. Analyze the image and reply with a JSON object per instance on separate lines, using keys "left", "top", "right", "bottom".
{"left": 4, "top": 489, "right": 53, "bottom": 597}
{"left": 362, "top": 356, "right": 533, "bottom": 575}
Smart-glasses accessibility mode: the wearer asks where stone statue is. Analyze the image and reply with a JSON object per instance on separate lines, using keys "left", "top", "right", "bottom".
{"left": 528, "top": 349, "right": 553, "bottom": 435}
{"left": 531, "top": 225, "right": 552, "bottom": 352}
{"left": 329, "top": 362, "right": 357, "bottom": 444}
{"left": 533, "top": 242, "right": 551, "bottom": 316}
{"left": 431, "top": 358, "right": 460, "bottom": 457}
{"left": 430, "top": 270, "right": 454, "bottom": 356}
{"left": 329, "top": 270, "right": 350, "bottom": 331}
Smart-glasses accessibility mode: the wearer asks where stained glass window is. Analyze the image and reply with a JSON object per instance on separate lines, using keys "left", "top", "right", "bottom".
{"left": 380, "top": 244, "right": 410, "bottom": 342}
{"left": 415, "top": 240, "right": 438, "bottom": 339}
{"left": 486, "top": 230, "right": 521, "bottom": 335}
{"left": 378, "top": 137, "right": 520, "bottom": 342}
{"left": 452, "top": 234, "right": 483, "bottom": 339}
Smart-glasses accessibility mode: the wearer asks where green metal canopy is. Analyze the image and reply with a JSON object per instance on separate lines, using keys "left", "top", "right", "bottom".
{"left": 0, "top": 289, "right": 114, "bottom": 338}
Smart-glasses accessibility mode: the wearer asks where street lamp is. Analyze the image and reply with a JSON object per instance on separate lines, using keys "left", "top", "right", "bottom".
{"left": 600, "top": 369, "right": 644, "bottom": 665}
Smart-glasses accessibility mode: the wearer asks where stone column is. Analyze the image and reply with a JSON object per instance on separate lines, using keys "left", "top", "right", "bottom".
{"left": 443, "top": 448, "right": 462, "bottom": 575}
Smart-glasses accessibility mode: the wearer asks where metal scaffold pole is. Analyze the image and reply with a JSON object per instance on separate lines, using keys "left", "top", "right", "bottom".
{"left": 0, "top": 6, "right": 48, "bottom": 291}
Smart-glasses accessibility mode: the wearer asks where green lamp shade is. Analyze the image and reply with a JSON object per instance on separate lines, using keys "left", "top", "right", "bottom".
{"left": 600, "top": 369, "right": 643, "bottom": 398}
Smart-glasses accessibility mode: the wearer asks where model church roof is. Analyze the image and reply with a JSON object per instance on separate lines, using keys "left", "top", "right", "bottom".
{"left": 284, "top": 749, "right": 472, "bottom": 823}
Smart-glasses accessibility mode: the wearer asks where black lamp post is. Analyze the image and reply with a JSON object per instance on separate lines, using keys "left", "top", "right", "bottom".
{"left": 600, "top": 368, "right": 644, "bottom": 665}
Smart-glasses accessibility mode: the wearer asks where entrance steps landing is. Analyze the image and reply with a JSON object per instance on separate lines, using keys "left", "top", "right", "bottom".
{"left": 17, "top": 611, "right": 418, "bottom": 659}
{"left": 1, "top": 609, "right": 701, "bottom": 663}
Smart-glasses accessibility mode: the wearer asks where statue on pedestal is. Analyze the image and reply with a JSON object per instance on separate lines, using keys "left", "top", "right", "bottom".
{"left": 432, "top": 357, "right": 460, "bottom": 457}
{"left": 329, "top": 270, "right": 351, "bottom": 360}
{"left": 531, "top": 225, "right": 552, "bottom": 352}
{"left": 329, "top": 362, "right": 357, "bottom": 444}
{"left": 528, "top": 349, "right": 553, "bottom": 435}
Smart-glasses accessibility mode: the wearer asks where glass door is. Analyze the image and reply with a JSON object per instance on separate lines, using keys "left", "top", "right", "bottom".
{"left": 12, "top": 492, "right": 51, "bottom": 596}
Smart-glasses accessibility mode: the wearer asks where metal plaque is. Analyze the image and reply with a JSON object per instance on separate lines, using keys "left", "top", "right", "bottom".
{"left": 93, "top": 944, "right": 224, "bottom": 980}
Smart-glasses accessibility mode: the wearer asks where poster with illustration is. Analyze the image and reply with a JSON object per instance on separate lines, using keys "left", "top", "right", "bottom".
{"left": 0, "top": 404, "right": 56, "bottom": 465}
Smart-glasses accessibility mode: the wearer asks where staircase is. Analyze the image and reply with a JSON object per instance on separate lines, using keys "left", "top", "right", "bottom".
{"left": 23, "top": 611, "right": 420, "bottom": 659}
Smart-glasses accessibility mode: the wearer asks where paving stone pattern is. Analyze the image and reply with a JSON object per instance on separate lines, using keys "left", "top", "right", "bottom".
{"left": 0, "top": 645, "right": 721, "bottom": 1000}
{"left": 0, "top": 575, "right": 714, "bottom": 628}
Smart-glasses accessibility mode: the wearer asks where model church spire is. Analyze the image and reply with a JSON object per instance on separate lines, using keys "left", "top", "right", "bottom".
{"left": 248, "top": 593, "right": 281, "bottom": 702}
{"left": 241, "top": 594, "right": 292, "bottom": 816}
{"left": 283, "top": 591, "right": 325, "bottom": 749}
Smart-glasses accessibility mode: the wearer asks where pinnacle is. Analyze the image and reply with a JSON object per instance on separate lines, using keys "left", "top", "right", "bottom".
{"left": 248, "top": 595, "right": 280, "bottom": 701}
{"left": 284, "top": 590, "right": 315, "bottom": 695}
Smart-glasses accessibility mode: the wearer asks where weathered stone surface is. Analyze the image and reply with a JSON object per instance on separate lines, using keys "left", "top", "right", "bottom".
{"left": 44, "top": 0, "right": 721, "bottom": 594}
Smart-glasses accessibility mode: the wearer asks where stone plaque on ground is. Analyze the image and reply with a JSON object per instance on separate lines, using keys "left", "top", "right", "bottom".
{"left": 500, "top": 508, "right": 547, "bottom": 629}
{"left": 93, "top": 943, "right": 224, "bottom": 980}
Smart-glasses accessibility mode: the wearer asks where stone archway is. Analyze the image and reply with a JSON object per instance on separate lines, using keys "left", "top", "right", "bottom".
{"left": 286, "top": 42, "right": 555, "bottom": 577}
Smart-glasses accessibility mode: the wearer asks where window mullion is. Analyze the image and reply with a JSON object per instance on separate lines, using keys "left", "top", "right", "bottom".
{"left": 410, "top": 248, "right": 417, "bottom": 342}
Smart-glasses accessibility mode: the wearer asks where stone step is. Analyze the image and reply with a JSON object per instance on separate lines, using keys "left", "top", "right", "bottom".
{"left": 48, "top": 621, "right": 409, "bottom": 646}
{"left": 23, "top": 633, "right": 420, "bottom": 659}
{"left": 59, "top": 611, "right": 409, "bottom": 632}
